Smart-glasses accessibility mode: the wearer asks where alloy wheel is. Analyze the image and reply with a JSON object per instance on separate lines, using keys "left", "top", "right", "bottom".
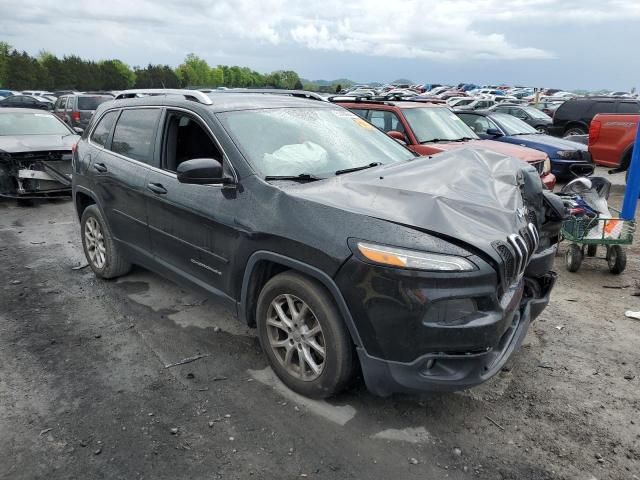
{"left": 266, "top": 294, "right": 326, "bottom": 381}
{"left": 84, "top": 217, "right": 106, "bottom": 269}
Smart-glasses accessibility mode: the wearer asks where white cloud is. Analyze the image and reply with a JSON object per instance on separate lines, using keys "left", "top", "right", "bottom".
{"left": 0, "top": 0, "right": 638, "bottom": 63}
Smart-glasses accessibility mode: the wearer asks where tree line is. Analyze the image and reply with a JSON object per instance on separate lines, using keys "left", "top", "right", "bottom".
{"left": 0, "top": 42, "right": 305, "bottom": 91}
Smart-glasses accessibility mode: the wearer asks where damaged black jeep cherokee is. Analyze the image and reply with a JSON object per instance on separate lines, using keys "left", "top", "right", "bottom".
{"left": 72, "top": 89, "right": 565, "bottom": 398}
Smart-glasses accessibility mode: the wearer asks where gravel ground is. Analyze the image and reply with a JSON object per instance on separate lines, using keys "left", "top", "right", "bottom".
{"left": 0, "top": 169, "right": 638, "bottom": 479}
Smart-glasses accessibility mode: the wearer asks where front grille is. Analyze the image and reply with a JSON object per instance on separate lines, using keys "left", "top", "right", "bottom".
{"left": 527, "top": 210, "right": 538, "bottom": 229}
{"left": 493, "top": 223, "right": 539, "bottom": 286}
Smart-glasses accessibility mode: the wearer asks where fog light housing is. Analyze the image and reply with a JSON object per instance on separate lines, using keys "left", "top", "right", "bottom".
{"left": 423, "top": 298, "right": 478, "bottom": 326}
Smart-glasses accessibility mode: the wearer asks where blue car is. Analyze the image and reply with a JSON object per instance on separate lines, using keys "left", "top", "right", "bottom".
{"left": 456, "top": 110, "right": 594, "bottom": 179}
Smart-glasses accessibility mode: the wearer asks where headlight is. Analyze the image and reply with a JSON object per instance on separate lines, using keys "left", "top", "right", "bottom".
{"left": 556, "top": 150, "right": 578, "bottom": 159}
{"left": 356, "top": 242, "right": 477, "bottom": 271}
{"left": 543, "top": 157, "right": 551, "bottom": 173}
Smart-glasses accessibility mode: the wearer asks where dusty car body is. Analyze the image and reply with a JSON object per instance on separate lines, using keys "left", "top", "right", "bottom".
{"left": 0, "top": 109, "right": 78, "bottom": 199}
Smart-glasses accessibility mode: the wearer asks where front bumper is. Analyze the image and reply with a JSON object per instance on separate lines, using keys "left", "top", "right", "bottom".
{"left": 357, "top": 271, "right": 556, "bottom": 396}
{"left": 550, "top": 157, "right": 595, "bottom": 180}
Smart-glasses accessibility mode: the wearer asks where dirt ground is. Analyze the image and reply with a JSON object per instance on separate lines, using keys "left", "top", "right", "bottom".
{"left": 1, "top": 169, "right": 638, "bottom": 480}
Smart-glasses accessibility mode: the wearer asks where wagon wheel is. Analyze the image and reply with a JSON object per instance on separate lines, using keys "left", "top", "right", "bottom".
{"left": 565, "top": 244, "right": 583, "bottom": 272}
{"left": 607, "top": 245, "right": 627, "bottom": 274}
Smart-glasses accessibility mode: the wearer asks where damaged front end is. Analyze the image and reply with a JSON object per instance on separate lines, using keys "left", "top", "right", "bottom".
{"left": 0, "top": 150, "right": 73, "bottom": 199}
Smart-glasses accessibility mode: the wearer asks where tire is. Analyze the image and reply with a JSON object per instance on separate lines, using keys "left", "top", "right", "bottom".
{"left": 80, "top": 204, "right": 131, "bottom": 279}
{"left": 256, "top": 271, "right": 354, "bottom": 399}
{"left": 586, "top": 244, "right": 597, "bottom": 257}
{"left": 536, "top": 125, "right": 548, "bottom": 134}
{"left": 607, "top": 245, "right": 626, "bottom": 274}
{"left": 565, "top": 244, "right": 583, "bottom": 272}
{"left": 563, "top": 126, "right": 587, "bottom": 137}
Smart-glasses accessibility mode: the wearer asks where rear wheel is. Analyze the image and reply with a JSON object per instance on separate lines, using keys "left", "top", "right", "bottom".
{"left": 256, "top": 271, "right": 354, "bottom": 399}
{"left": 607, "top": 245, "right": 626, "bottom": 274}
{"left": 536, "top": 125, "right": 548, "bottom": 134}
{"left": 565, "top": 244, "right": 583, "bottom": 272}
{"left": 80, "top": 204, "right": 131, "bottom": 279}
{"left": 563, "top": 126, "right": 587, "bottom": 137}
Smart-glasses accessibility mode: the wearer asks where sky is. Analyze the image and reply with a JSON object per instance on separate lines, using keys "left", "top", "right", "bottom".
{"left": 1, "top": 0, "right": 638, "bottom": 91}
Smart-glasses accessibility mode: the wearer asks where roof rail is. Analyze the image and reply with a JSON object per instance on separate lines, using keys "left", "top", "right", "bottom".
{"left": 208, "top": 89, "right": 326, "bottom": 102}
{"left": 114, "top": 89, "right": 213, "bottom": 105}
{"left": 327, "top": 95, "right": 389, "bottom": 105}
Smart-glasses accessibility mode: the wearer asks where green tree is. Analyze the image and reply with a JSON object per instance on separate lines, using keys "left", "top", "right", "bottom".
{"left": 98, "top": 60, "right": 135, "bottom": 90}
{"left": 4, "top": 50, "right": 47, "bottom": 90}
{"left": 0, "top": 41, "right": 10, "bottom": 88}
{"left": 176, "top": 54, "right": 211, "bottom": 87}
{"left": 134, "top": 64, "right": 180, "bottom": 88}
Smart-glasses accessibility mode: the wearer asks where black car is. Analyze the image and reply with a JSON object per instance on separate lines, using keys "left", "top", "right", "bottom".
{"left": 72, "top": 89, "right": 563, "bottom": 398}
{"left": 489, "top": 104, "right": 552, "bottom": 132}
{"left": 53, "top": 94, "right": 114, "bottom": 130}
{"left": 548, "top": 97, "right": 640, "bottom": 137}
{"left": 0, "top": 94, "right": 53, "bottom": 111}
{"left": 0, "top": 108, "right": 79, "bottom": 202}
{"left": 456, "top": 110, "right": 594, "bottom": 179}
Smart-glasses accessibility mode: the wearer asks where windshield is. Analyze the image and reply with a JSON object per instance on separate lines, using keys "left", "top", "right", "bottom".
{"left": 454, "top": 99, "right": 474, "bottom": 106}
{"left": 0, "top": 112, "right": 71, "bottom": 136}
{"left": 402, "top": 107, "right": 479, "bottom": 143}
{"left": 218, "top": 107, "right": 415, "bottom": 177}
{"left": 77, "top": 96, "right": 112, "bottom": 110}
{"left": 521, "top": 106, "right": 551, "bottom": 120}
{"left": 492, "top": 113, "right": 538, "bottom": 135}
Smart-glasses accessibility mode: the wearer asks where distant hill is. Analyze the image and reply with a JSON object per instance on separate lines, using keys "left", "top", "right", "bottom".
{"left": 391, "top": 78, "right": 414, "bottom": 85}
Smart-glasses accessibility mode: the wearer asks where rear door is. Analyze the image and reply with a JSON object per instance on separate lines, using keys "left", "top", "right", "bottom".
{"left": 145, "top": 108, "right": 239, "bottom": 298}
{"left": 53, "top": 96, "right": 67, "bottom": 120}
{"left": 90, "top": 107, "right": 161, "bottom": 256}
{"left": 77, "top": 95, "right": 112, "bottom": 129}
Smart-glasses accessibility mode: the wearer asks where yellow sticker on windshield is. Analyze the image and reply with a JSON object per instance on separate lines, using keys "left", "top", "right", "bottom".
{"left": 354, "top": 118, "right": 374, "bottom": 130}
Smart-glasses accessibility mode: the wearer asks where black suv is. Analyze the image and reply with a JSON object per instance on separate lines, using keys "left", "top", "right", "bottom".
{"left": 72, "top": 89, "right": 563, "bottom": 398}
{"left": 548, "top": 96, "right": 640, "bottom": 137}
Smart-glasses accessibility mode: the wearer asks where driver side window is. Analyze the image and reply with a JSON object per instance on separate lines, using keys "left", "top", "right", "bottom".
{"left": 162, "top": 112, "right": 223, "bottom": 173}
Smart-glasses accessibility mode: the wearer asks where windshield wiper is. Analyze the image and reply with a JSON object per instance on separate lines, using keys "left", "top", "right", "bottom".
{"left": 264, "top": 173, "right": 323, "bottom": 182}
{"left": 420, "top": 138, "right": 449, "bottom": 144}
{"left": 335, "top": 162, "right": 382, "bottom": 175}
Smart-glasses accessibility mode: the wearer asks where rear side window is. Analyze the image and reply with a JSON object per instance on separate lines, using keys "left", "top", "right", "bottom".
{"left": 78, "top": 96, "right": 111, "bottom": 111}
{"left": 587, "top": 101, "right": 615, "bottom": 116}
{"left": 111, "top": 109, "right": 161, "bottom": 165}
{"left": 90, "top": 110, "right": 118, "bottom": 147}
{"left": 618, "top": 102, "right": 640, "bottom": 114}
{"left": 368, "top": 110, "right": 405, "bottom": 134}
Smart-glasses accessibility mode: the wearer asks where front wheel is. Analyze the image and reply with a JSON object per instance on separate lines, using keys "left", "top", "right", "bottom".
{"left": 536, "top": 126, "right": 548, "bottom": 134}
{"left": 256, "top": 271, "right": 354, "bottom": 399}
{"left": 565, "top": 244, "right": 583, "bottom": 272}
{"left": 607, "top": 245, "right": 626, "bottom": 274}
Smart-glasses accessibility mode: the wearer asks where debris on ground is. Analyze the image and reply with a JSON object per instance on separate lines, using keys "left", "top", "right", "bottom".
{"left": 170, "top": 428, "right": 178, "bottom": 435}
{"left": 10, "top": 280, "right": 22, "bottom": 285}
{"left": 602, "top": 284, "right": 630, "bottom": 289}
{"left": 409, "top": 458, "right": 419, "bottom": 465}
{"left": 163, "top": 354, "right": 210, "bottom": 369}
{"left": 624, "top": 311, "right": 640, "bottom": 321}
{"left": 39, "top": 428, "right": 52, "bottom": 436}
{"left": 485, "top": 416, "right": 505, "bottom": 431}
{"left": 71, "top": 263, "right": 89, "bottom": 271}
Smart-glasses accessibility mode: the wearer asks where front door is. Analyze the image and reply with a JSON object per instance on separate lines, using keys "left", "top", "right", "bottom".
{"left": 145, "top": 109, "right": 239, "bottom": 299}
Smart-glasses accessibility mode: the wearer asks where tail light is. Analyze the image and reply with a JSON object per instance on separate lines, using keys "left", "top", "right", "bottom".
{"left": 589, "top": 119, "right": 601, "bottom": 146}
{"left": 72, "top": 111, "right": 81, "bottom": 122}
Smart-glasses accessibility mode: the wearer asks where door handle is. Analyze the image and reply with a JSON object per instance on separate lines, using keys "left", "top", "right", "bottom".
{"left": 147, "top": 182, "right": 168, "bottom": 195}
{"left": 93, "top": 162, "right": 108, "bottom": 173}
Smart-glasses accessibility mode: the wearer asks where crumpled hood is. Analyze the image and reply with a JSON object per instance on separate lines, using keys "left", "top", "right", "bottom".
{"left": 287, "top": 148, "right": 534, "bottom": 255}
{"left": 0, "top": 134, "right": 79, "bottom": 154}
{"left": 435, "top": 139, "right": 547, "bottom": 163}
{"left": 504, "top": 134, "right": 588, "bottom": 152}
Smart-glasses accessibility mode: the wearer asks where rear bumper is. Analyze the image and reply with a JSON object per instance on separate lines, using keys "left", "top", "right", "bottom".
{"left": 358, "top": 271, "right": 556, "bottom": 396}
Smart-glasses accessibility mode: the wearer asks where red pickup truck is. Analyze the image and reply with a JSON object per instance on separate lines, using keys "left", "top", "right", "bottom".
{"left": 589, "top": 113, "right": 639, "bottom": 174}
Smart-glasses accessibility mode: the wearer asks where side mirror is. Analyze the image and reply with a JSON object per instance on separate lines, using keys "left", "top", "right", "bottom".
{"left": 387, "top": 130, "right": 407, "bottom": 144}
{"left": 73, "top": 127, "right": 84, "bottom": 134}
{"left": 177, "top": 158, "right": 229, "bottom": 185}
{"left": 486, "top": 128, "right": 503, "bottom": 137}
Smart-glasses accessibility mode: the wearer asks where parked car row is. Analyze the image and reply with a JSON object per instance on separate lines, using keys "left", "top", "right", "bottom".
{"left": 64, "top": 89, "right": 564, "bottom": 399}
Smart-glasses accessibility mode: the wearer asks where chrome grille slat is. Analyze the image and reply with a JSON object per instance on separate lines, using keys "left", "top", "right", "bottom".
{"left": 501, "top": 222, "right": 539, "bottom": 283}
